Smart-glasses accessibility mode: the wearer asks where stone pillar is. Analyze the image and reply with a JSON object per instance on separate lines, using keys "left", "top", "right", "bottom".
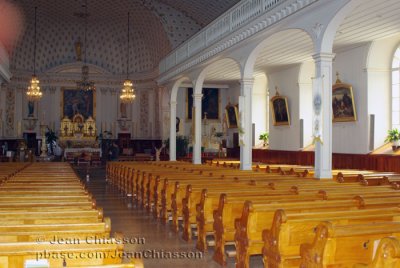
{"left": 169, "top": 101, "right": 177, "bottom": 161}
{"left": 193, "top": 93, "right": 203, "bottom": 164}
{"left": 313, "top": 52, "right": 334, "bottom": 179}
{"left": 239, "top": 79, "right": 254, "bottom": 170}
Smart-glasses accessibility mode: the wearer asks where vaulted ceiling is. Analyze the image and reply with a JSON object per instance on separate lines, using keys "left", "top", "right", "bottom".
{"left": 10, "top": 0, "right": 240, "bottom": 75}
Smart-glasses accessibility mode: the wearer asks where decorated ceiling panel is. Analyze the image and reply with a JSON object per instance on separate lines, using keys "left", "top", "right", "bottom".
{"left": 10, "top": 0, "right": 241, "bottom": 75}
{"left": 157, "top": 0, "right": 240, "bottom": 27}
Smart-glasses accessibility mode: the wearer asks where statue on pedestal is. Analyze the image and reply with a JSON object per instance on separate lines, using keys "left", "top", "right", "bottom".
{"left": 154, "top": 144, "right": 165, "bottom": 162}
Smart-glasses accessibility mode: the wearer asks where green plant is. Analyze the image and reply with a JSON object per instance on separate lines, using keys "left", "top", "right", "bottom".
{"left": 259, "top": 132, "right": 269, "bottom": 145}
{"left": 164, "top": 136, "right": 189, "bottom": 158}
{"left": 45, "top": 128, "right": 58, "bottom": 155}
{"left": 385, "top": 129, "right": 400, "bottom": 143}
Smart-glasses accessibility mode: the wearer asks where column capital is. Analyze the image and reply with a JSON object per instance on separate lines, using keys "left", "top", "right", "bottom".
{"left": 312, "top": 52, "right": 335, "bottom": 61}
{"left": 100, "top": 88, "right": 108, "bottom": 95}
{"left": 110, "top": 88, "right": 117, "bottom": 96}
{"left": 239, "top": 78, "right": 255, "bottom": 86}
{"left": 192, "top": 93, "right": 203, "bottom": 100}
{"left": 170, "top": 101, "right": 177, "bottom": 106}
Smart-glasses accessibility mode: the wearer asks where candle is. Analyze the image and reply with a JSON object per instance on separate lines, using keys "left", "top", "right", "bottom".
{"left": 17, "top": 121, "right": 21, "bottom": 137}
{"left": 149, "top": 122, "right": 152, "bottom": 137}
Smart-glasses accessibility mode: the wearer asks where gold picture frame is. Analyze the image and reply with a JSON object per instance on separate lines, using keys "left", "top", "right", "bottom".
{"left": 332, "top": 82, "right": 357, "bottom": 122}
{"left": 270, "top": 95, "right": 290, "bottom": 126}
{"left": 186, "top": 88, "right": 220, "bottom": 121}
{"left": 224, "top": 103, "right": 239, "bottom": 128}
{"left": 61, "top": 87, "right": 96, "bottom": 120}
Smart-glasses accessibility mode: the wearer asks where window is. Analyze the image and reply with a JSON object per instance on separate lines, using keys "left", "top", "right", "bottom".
{"left": 392, "top": 47, "right": 400, "bottom": 130}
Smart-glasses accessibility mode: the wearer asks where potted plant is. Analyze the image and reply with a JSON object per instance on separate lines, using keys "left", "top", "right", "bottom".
{"left": 385, "top": 129, "right": 400, "bottom": 151}
{"left": 45, "top": 128, "right": 58, "bottom": 155}
{"left": 259, "top": 132, "right": 269, "bottom": 147}
{"left": 164, "top": 136, "right": 189, "bottom": 158}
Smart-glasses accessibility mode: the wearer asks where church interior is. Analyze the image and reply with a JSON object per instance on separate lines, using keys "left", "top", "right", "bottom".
{"left": 1, "top": 0, "right": 400, "bottom": 267}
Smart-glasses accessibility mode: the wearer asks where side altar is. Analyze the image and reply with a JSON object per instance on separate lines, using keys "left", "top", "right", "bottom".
{"left": 59, "top": 113, "right": 98, "bottom": 148}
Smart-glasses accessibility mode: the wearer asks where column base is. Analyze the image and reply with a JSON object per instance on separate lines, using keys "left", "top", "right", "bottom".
{"left": 193, "top": 158, "right": 201, "bottom": 165}
{"left": 315, "top": 169, "right": 332, "bottom": 179}
{"left": 240, "top": 163, "right": 252, "bottom": 171}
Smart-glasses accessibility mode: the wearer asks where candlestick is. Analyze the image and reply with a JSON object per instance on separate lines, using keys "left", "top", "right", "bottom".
{"left": 17, "top": 121, "right": 22, "bottom": 137}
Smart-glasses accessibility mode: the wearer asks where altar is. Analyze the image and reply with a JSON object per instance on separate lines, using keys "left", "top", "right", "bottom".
{"left": 59, "top": 113, "right": 98, "bottom": 148}
{"left": 64, "top": 148, "right": 102, "bottom": 158}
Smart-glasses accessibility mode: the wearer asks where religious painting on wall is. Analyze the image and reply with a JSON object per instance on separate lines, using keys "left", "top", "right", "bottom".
{"left": 187, "top": 88, "right": 219, "bottom": 120}
{"left": 270, "top": 94, "right": 290, "bottom": 126}
{"left": 225, "top": 103, "right": 239, "bottom": 128}
{"left": 332, "top": 78, "right": 357, "bottom": 122}
{"left": 61, "top": 88, "right": 95, "bottom": 120}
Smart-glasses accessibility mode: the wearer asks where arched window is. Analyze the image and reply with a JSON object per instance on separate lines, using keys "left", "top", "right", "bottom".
{"left": 392, "top": 47, "right": 400, "bottom": 130}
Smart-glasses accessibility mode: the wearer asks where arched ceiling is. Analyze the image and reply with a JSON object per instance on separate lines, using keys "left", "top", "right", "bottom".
{"left": 10, "top": 0, "right": 240, "bottom": 75}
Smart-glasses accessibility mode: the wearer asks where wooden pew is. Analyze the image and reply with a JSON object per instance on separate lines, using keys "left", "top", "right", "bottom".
{"left": 0, "top": 162, "right": 128, "bottom": 268}
{"left": 0, "top": 236, "right": 124, "bottom": 267}
{"left": 300, "top": 222, "right": 400, "bottom": 268}
{"left": 0, "top": 209, "right": 103, "bottom": 225}
{"left": 201, "top": 187, "right": 400, "bottom": 256}
{"left": 234, "top": 196, "right": 400, "bottom": 268}
{"left": 353, "top": 237, "right": 400, "bottom": 268}
{"left": 261, "top": 208, "right": 400, "bottom": 268}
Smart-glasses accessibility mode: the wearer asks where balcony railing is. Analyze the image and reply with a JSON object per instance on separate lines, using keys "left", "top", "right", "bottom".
{"left": 159, "top": 0, "right": 302, "bottom": 74}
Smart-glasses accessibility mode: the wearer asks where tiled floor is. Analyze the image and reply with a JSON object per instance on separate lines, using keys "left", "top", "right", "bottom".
{"left": 76, "top": 166, "right": 263, "bottom": 268}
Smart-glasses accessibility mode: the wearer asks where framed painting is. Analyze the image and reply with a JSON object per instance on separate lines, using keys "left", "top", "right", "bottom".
{"left": 61, "top": 88, "right": 96, "bottom": 120}
{"left": 270, "top": 95, "right": 290, "bottom": 126}
{"left": 332, "top": 82, "right": 357, "bottom": 122}
{"left": 187, "top": 88, "right": 219, "bottom": 120}
{"left": 225, "top": 103, "right": 239, "bottom": 128}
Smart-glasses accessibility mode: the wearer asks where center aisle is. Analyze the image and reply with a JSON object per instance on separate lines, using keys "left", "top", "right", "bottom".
{"left": 76, "top": 166, "right": 224, "bottom": 268}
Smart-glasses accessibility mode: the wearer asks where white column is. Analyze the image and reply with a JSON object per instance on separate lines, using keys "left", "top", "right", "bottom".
{"left": 239, "top": 79, "right": 254, "bottom": 170}
{"left": 193, "top": 93, "right": 203, "bottom": 164}
{"left": 169, "top": 101, "right": 177, "bottom": 161}
{"left": 313, "top": 53, "right": 334, "bottom": 179}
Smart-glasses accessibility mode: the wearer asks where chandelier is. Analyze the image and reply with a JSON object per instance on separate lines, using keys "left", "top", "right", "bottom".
{"left": 26, "top": 7, "right": 43, "bottom": 102}
{"left": 120, "top": 12, "right": 135, "bottom": 103}
{"left": 76, "top": 0, "right": 95, "bottom": 91}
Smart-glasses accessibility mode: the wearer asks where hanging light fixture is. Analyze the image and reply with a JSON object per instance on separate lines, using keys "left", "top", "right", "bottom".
{"left": 26, "top": 6, "right": 43, "bottom": 102}
{"left": 120, "top": 12, "right": 136, "bottom": 103}
{"left": 76, "top": 0, "right": 95, "bottom": 91}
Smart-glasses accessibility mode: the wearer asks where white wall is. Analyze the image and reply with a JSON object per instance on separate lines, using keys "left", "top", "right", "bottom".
{"left": 268, "top": 65, "right": 301, "bottom": 151}
{"left": 252, "top": 74, "right": 268, "bottom": 146}
{"left": 366, "top": 34, "right": 400, "bottom": 150}
{"left": 298, "top": 61, "right": 315, "bottom": 148}
{"left": 332, "top": 44, "right": 370, "bottom": 154}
